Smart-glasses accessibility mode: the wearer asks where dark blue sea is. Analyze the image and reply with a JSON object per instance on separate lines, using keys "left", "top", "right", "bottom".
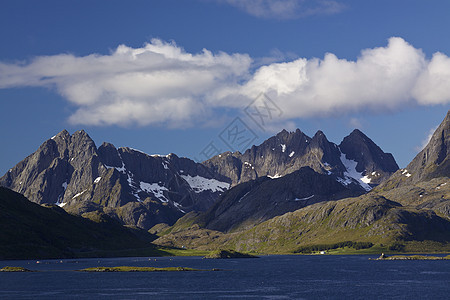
{"left": 1, "top": 255, "right": 449, "bottom": 299}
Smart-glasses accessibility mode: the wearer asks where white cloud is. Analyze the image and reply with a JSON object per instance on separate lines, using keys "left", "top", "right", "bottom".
{"left": 221, "top": 37, "right": 432, "bottom": 119}
{"left": 0, "top": 37, "right": 449, "bottom": 128}
{"left": 216, "top": 0, "right": 345, "bottom": 19}
{"left": 0, "top": 39, "right": 252, "bottom": 126}
{"left": 412, "top": 52, "right": 450, "bottom": 105}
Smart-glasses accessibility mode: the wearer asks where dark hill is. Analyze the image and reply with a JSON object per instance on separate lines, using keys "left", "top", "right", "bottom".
{"left": 0, "top": 187, "right": 157, "bottom": 259}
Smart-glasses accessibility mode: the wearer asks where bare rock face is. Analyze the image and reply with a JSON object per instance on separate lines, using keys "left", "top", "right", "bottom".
{"left": 0, "top": 130, "right": 102, "bottom": 206}
{"left": 0, "top": 130, "right": 231, "bottom": 230}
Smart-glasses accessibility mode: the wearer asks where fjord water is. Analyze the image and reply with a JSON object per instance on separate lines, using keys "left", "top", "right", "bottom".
{"left": 1, "top": 255, "right": 449, "bottom": 299}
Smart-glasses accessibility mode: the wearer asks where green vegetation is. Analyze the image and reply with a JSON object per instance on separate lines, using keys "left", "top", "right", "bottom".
{"left": 388, "top": 242, "right": 405, "bottom": 252}
{"left": 294, "top": 241, "right": 374, "bottom": 254}
{"left": 374, "top": 255, "right": 450, "bottom": 260}
{"left": 79, "top": 266, "right": 202, "bottom": 272}
{"left": 203, "top": 249, "right": 259, "bottom": 259}
{"left": 0, "top": 266, "right": 34, "bottom": 272}
{"left": 159, "top": 248, "right": 211, "bottom": 257}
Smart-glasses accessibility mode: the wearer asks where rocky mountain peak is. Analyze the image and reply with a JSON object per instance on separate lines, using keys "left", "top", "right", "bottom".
{"left": 309, "top": 130, "right": 329, "bottom": 147}
{"left": 52, "top": 129, "right": 70, "bottom": 140}
{"left": 203, "top": 125, "right": 397, "bottom": 189}
{"left": 403, "top": 110, "right": 449, "bottom": 182}
{"left": 98, "top": 142, "right": 122, "bottom": 168}
{"left": 339, "top": 128, "right": 399, "bottom": 185}
{"left": 305, "top": 130, "right": 343, "bottom": 173}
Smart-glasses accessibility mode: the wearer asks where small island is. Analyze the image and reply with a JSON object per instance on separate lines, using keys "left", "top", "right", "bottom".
{"left": 0, "top": 266, "right": 34, "bottom": 272}
{"left": 371, "top": 254, "right": 450, "bottom": 261}
{"left": 203, "top": 250, "right": 259, "bottom": 259}
{"left": 78, "top": 266, "right": 204, "bottom": 272}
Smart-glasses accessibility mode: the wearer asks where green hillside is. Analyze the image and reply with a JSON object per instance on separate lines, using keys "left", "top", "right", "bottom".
{"left": 0, "top": 187, "right": 162, "bottom": 259}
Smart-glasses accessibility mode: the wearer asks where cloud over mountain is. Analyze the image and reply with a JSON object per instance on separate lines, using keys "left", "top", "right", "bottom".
{"left": 0, "top": 37, "right": 449, "bottom": 128}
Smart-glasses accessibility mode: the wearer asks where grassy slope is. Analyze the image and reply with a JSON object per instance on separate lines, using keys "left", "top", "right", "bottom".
{"left": 154, "top": 189, "right": 450, "bottom": 254}
{"left": 0, "top": 187, "right": 165, "bottom": 259}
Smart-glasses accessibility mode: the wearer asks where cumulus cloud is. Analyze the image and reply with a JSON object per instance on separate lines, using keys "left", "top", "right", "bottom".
{"left": 413, "top": 52, "right": 450, "bottom": 105}
{"left": 0, "top": 37, "right": 449, "bottom": 128}
{"left": 220, "top": 37, "right": 435, "bottom": 119}
{"left": 0, "top": 39, "right": 252, "bottom": 126}
{"left": 215, "top": 0, "right": 345, "bottom": 19}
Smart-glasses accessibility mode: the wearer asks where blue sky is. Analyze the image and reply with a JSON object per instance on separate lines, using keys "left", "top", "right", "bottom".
{"left": 0, "top": 0, "right": 449, "bottom": 175}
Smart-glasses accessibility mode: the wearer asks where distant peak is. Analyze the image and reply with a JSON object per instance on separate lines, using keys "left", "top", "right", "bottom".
{"left": 59, "top": 129, "right": 70, "bottom": 135}
{"left": 74, "top": 129, "right": 88, "bottom": 136}
{"left": 276, "top": 128, "right": 305, "bottom": 138}
{"left": 443, "top": 109, "right": 450, "bottom": 123}
{"left": 348, "top": 129, "right": 368, "bottom": 139}
{"left": 99, "top": 142, "right": 117, "bottom": 149}
{"left": 71, "top": 130, "right": 94, "bottom": 142}
{"left": 52, "top": 129, "right": 70, "bottom": 138}
{"left": 312, "top": 130, "right": 326, "bottom": 138}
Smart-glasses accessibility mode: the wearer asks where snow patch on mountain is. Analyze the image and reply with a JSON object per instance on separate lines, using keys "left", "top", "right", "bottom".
{"left": 295, "top": 195, "right": 314, "bottom": 201}
{"left": 173, "top": 201, "right": 186, "bottom": 213}
{"left": 72, "top": 190, "right": 86, "bottom": 199}
{"left": 268, "top": 174, "right": 282, "bottom": 179}
{"left": 281, "top": 144, "right": 286, "bottom": 153}
{"left": 140, "top": 182, "right": 169, "bottom": 202}
{"left": 244, "top": 162, "right": 255, "bottom": 169}
{"left": 181, "top": 175, "right": 230, "bottom": 193}
{"left": 361, "top": 175, "right": 371, "bottom": 184}
{"left": 128, "top": 147, "right": 148, "bottom": 155}
{"left": 402, "top": 169, "right": 412, "bottom": 177}
{"left": 339, "top": 153, "right": 372, "bottom": 191}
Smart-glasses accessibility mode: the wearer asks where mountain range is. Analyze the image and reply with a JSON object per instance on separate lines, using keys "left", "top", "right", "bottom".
{"left": 0, "top": 126, "right": 398, "bottom": 230}
{"left": 154, "top": 110, "right": 450, "bottom": 253}
{"left": 0, "top": 110, "right": 448, "bottom": 257}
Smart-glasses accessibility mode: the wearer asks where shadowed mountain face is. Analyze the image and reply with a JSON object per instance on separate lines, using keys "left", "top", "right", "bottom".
{"left": 204, "top": 128, "right": 399, "bottom": 190}
{"left": 195, "top": 167, "right": 365, "bottom": 233}
{"left": 0, "top": 187, "right": 155, "bottom": 260}
{"left": 0, "top": 130, "right": 230, "bottom": 230}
